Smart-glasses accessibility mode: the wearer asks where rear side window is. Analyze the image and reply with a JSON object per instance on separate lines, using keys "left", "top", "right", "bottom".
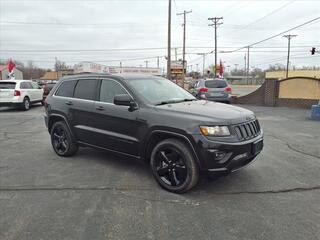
{"left": 47, "top": 83, "right": 56, "bottom": 91}
{"left": 20, "top": 82, "right": 33, "bottom": 89}
{"left": 99, "top": 79, "right": 127, "bottom": 103}
{"left": 74, "top": 79, "right": 98, "bottom": 100}
{"left": 0, "top": 82, "right": 16, "bottom": 89}
{"left": 205, "top": 80, "right": 227, "bottom": 88}
{"left": 31, "top": 82, "right": 41, "bottom": 89}
{"left": 55, "top": 80, "right": 77, "bottom": 98}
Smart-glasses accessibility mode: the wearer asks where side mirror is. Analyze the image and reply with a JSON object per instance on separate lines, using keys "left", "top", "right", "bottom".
{"left": 114, "top": 94, "right": 137, "bottom": 111}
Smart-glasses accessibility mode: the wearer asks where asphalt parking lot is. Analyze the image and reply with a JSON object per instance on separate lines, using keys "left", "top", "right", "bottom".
{"left": 0, "top": 104, "right": 319, "bottom": 240}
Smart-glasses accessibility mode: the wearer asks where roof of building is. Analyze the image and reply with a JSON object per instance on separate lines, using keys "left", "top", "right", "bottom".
{"left": 0, "top": 65, "right": 8, "bottom": 71}
{"left": 41, "top": 71, "right": 59, "bottom": 80}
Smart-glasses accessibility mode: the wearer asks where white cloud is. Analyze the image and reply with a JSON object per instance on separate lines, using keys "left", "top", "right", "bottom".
{"left": 0, "top": 0, "right": 319, "bottom": 70}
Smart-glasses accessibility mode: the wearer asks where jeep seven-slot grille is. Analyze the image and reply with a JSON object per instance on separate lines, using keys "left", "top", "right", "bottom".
{"left": 234, "top": 120, "right": 261, "bottom": 140}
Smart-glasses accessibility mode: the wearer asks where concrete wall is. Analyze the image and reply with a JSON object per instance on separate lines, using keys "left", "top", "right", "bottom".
{"left": 265, "top": 70, "right": 320, "bottom": 80}
{"left": 279, "top": 78, "right": 320, "bottom": 100}
{"left": 233, "top": 77, "right": 320, "bottom": 108}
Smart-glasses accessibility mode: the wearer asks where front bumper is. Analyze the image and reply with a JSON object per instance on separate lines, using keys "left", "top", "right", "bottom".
{"left": 193, "top": 132, "right": 263, "bottom": 173}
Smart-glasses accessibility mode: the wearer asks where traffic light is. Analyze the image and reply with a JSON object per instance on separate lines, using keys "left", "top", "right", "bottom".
{"left": 311, "top": 47, "right": 316, "bottom": 55}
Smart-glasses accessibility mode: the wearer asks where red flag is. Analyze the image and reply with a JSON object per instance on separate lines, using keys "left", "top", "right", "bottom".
{"left": 219, "top": 60, "right": 223, "bottom": 78}
{"left": 8, "top": 59, "right": 15, "bottom": 73}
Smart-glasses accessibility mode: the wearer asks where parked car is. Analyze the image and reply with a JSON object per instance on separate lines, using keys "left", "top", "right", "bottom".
{"left": 191, "top": 79, "right": 232, "bottom": 103}
{"left": 0, "top": 80, "right": 44, "bottom": 110}
{"left": 44, "top": 74, "right": 263, "bottom": 193}
{"left": 42, "top": 81, "right": 57, "bottom": 104}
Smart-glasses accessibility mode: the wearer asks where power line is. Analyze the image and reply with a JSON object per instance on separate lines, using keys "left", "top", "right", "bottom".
{"left": 226, "top": 16, "right": 320, "bottom": 53}
{"left": 0, "top": 45, "right": 317, "bottom": 53}
{"left": 219, "top": 1, "right": 295, "bottom": 38}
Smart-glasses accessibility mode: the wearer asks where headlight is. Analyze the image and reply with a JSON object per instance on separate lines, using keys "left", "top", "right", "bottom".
{"left": 200, "top": 126, "right": 230, "bottom": 136}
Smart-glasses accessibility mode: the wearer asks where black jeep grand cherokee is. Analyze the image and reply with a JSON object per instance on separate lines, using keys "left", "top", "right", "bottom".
{"left": 44, "top": 74, "right": 263, "bottom": 193}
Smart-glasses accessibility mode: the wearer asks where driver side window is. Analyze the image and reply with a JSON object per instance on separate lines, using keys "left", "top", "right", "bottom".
{"left": 99, "top": 80, "right": 127, "bottom": 103}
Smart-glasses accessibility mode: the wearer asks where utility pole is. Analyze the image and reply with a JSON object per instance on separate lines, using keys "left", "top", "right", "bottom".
{"left": 144, "top": 60, "right": 149, "bottom": 68}
{"left": 120, "top": 61, "right": 122, "bottom": 73}
{"left": 174, "top": 48, "right": 178, "bottom": 61}
{"left": 244, "top": 53, "right": 247, "bottom": 84}
{"left": 177, "top": 10, "right": 192, "bottom": 80}
{"left": 157, "top": 57, "right": 160, "bottom": 68}
{"left": 247, "top": 46, "right": 250, "bottom": 84}
{"left": 197, "top": 53, "right": 206, "bottom": 77}
{"left": 208, "top": 17, "right": 223, "bottom": 78}
{"left": 283, "top": 34, "right": 297, "bottom": 78}
{"left": 234, "top": 64, "right": 239, "bottom": 71}
{"left": 167, "top": 0, "right": 172, "bottom": 79}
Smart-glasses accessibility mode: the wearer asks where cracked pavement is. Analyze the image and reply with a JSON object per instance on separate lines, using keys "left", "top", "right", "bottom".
{"left": 0, "top": 105, "right": 319, "bottom": 240}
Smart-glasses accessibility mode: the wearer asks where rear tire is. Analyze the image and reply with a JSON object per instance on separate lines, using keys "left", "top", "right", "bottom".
{"left": 20, "top": 97, "right": 30, "bottom": 111}
{"left": 150, "top": 138, "right": 199, "bottom": 193}
{"left": 51, "top": 121, "right": 78, "bottom": 157}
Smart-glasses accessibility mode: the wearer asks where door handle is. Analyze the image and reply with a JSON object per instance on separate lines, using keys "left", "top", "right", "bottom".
{"left": 96, "top": 105, "right": 104, "bottom": 111}
{"left": 65, "top": 101, "right": 73, "bottom": 105}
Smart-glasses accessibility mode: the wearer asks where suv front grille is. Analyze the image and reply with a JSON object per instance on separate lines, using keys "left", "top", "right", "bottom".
{"left": 233, "top": 120, "right": 261, "bottom": 141}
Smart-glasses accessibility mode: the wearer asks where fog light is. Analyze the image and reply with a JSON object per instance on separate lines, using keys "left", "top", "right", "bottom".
{"left": 208, "top": 150, "right": 226, "bottom": 161}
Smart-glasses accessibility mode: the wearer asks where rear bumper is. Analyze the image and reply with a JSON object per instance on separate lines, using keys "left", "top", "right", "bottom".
{"left": 193, "top": 132, "right": 263, "bottom": 173}
{"left": 206, "top": 97, "right": 230, "bottom": 102}
{"left": 0, "top": 102, "right": 21, "bottom": 107}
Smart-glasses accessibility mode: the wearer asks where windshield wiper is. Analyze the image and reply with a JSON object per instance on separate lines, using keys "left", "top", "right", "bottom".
{"left": 155, "top": 98, "right": 197, "bottom": 106}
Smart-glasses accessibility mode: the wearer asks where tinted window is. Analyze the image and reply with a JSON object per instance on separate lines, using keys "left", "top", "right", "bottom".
{"left": 45, "top": 83, "right": 56, "bottom": 92}
{"left": 126, "top": 78, "right": 195, "bottom": 105}
{"left": 20, "top": 82, "right": 33, "bottom": 89}
{"left": 99, "top": 80, "right": 127, "bottom": 103}
{"left": 31, "top": 82, "right": 40, "bottom": 89}
{"left": 0, "top": 82, "right": 16, "bottom": 89}
{"left": 74, "top": 79, "right": 98, "bottom": 100}
{"left": 205, "top": 80, "right": 227, "bottom": 88}
{"left": 55, "top": 80, "right": 77, "bottom": 97}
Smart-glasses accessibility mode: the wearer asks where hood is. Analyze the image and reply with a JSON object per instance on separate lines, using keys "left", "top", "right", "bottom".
{"left": 155, "top": 100, "right": 255, "bottom": 125}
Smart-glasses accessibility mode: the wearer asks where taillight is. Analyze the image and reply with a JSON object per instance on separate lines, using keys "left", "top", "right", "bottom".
{"left": 224, "top": 87, "right": 232, "bottom": 93}
{"left": 14, "top": 90, "right": 21, "bottom": 96}
{"left": 199, "top": 87, "right": 209, "bottom": 93}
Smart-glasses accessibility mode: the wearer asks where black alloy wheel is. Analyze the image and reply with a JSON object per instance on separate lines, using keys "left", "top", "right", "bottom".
{"left": 150, "top": 139, "right": 199, "bottom": 193}
{"left": 51, "top": 121, "right": 78, "bottom": 157}
{"left": 155, "top": 148, "right": 187, "bottom": 187}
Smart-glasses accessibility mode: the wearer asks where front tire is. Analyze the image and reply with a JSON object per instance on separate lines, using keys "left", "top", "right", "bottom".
{"left": 51, "top": 121, "right": 78, "bottom": 157}
{"left": 150, "top": 139, "right": 199, "bottom": 193}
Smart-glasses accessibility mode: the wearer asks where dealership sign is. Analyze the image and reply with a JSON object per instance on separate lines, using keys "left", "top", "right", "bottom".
{"left": 74, "top": 62, "right": 161, "bottom": 75}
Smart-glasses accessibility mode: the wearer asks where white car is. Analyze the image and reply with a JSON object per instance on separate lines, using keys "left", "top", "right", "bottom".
{"left": 0, "top": 80, "right": 44, "bottom": 110}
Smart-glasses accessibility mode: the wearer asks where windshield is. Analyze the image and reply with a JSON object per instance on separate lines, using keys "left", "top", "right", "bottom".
{"left": 126, "top": 78, "right": 196, "bottom": 105}
{"left": 0, "top": 82, "right": 16, "bottom": 89}
{"left": 205, "top": 80, "right": 227, "bottom": 88}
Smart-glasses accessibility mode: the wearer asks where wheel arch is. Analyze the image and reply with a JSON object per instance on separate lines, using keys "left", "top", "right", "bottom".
{"left": 48, "top": 114, "right": 74, "bottom": 138}
{"left": 144, "top": 130, "right": 202, "bottom": 168}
